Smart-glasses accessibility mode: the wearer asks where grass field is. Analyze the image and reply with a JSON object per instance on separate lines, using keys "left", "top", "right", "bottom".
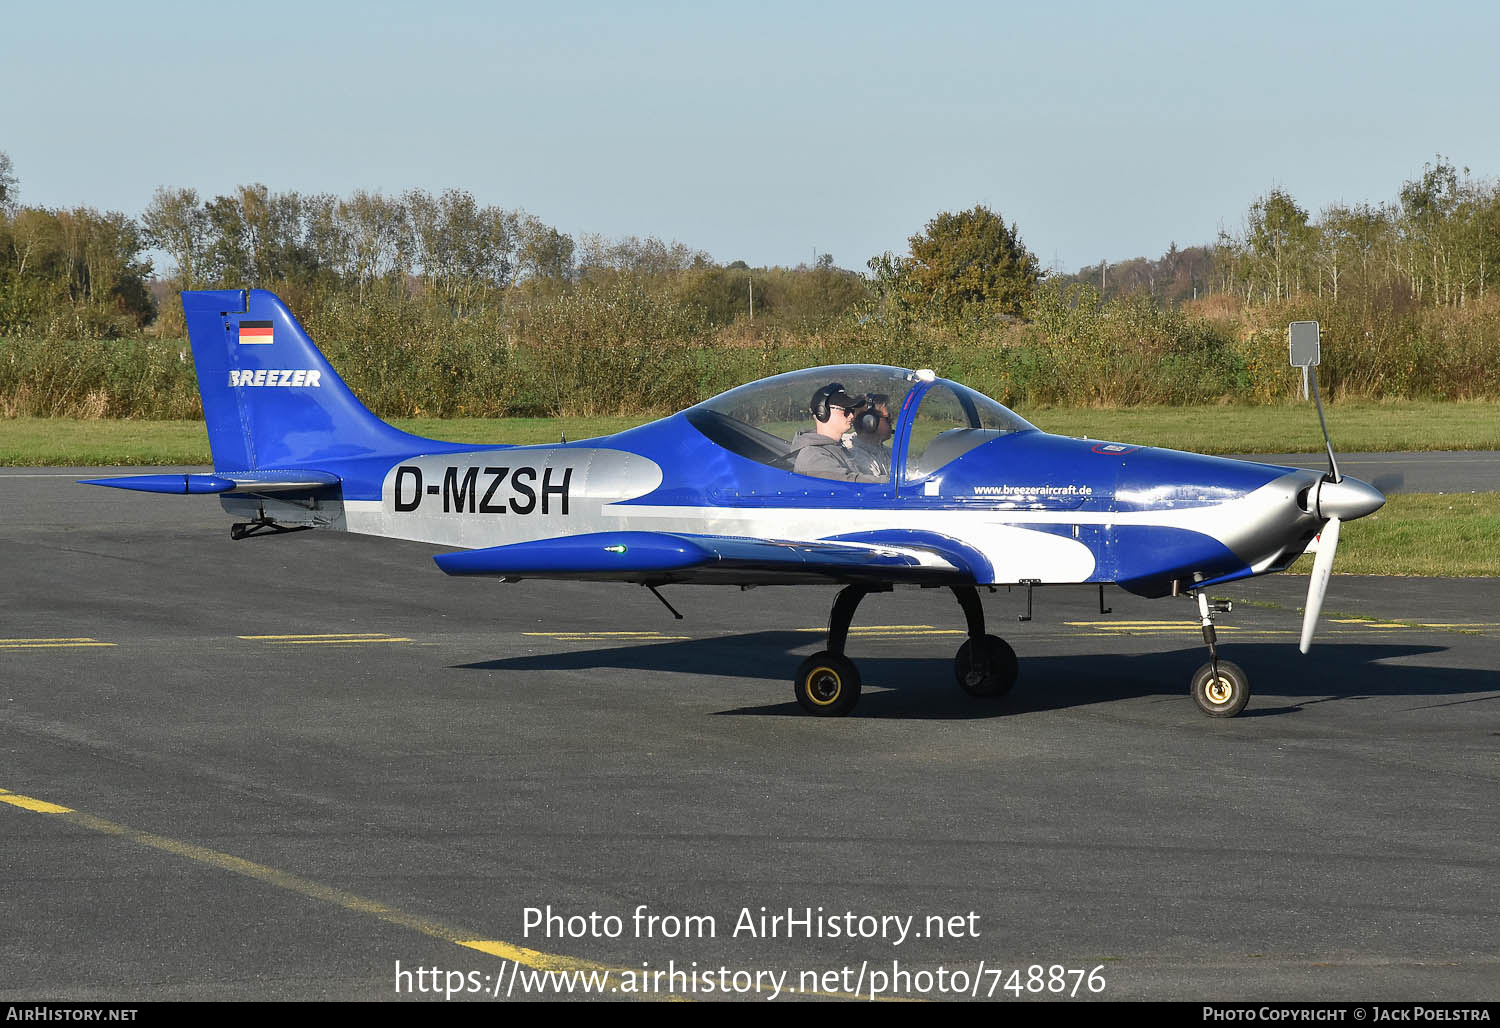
{"left": 2, "top": 399, "right": 1499, "bottom": 466}
{"left": 1026, "top": 399, "right": 1500, "bottom": 454}
{"left": 1284, "top": 492, "right": 1500, "bottom": 578}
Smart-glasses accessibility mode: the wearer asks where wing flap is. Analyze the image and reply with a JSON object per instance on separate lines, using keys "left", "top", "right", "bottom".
{"left": 433, "top": 531, "right": 969, "bottom": 585}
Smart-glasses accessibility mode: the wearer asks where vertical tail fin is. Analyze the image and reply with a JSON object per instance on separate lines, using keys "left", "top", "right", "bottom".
{"left": 182, "top": 289, "right": 425, "bottom": 470}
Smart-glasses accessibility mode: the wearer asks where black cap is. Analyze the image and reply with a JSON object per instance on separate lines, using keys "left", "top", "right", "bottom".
{"left": 812, "top": 382, "right": 866, "bottom": 420}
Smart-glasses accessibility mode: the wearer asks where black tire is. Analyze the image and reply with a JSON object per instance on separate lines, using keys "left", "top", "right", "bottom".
{"left": 1191, "top": 659, "right": 1250, "bottom": 717}
{"left": 953, "top": 634, "right": 1019, "bottom": 698}
{"left": 793, "top": 652, "right": 862, "bottom": 716}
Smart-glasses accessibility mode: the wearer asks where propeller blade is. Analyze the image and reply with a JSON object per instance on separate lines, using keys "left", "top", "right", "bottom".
{"left": 1299, "top": 515, "right": 1342, "bottom": 654}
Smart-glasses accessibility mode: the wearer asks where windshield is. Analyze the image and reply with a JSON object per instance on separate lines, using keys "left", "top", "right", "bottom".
{"left": 902, "top": 380, "right": 1035, "bottom": 483}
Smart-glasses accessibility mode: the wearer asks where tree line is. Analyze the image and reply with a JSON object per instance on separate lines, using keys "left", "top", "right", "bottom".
{"left": 0, "top": 156, "right": 874, "bottom": 338}
{"left": 6, "top": 150, "right": 1498, "bottom": 338}
{"left": 1051, "top": 158, "right": 1500, "bottom": 313}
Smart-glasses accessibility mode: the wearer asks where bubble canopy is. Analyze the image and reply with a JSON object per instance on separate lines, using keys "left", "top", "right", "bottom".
{"left": 683, "top": 364, "right": 1035, "bottom": 481}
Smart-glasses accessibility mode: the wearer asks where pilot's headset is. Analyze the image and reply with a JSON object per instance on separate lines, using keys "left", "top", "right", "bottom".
{"left": 811, "top": 383, "right": 849, "bottom": 423}
{"left": 855, "top": 394, "right": 885, "bottom": 435}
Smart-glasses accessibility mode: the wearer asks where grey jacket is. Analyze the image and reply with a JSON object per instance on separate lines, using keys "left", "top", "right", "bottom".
{"left": 847, "top": 435, "right": 891, "bottom": 479}
{"left": 789, "top": 431, "right": 882, "bottom": 482}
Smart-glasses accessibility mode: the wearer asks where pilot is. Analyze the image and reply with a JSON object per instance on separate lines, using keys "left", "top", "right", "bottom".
{"left": 789, "top": 383, "right": 879, "bottom": 482}
{"left": 846, "top": 392, "right": 893, "bottom": 479}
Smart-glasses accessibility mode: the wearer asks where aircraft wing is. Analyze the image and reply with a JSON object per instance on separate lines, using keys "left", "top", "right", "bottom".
{"left": 433, "top": 531, "right": 973, "bottom": 586}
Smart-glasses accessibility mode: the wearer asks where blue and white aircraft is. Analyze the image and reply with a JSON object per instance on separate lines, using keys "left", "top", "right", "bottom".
{"left": 83, "top": 290, "right": 1385, "bottom": 718}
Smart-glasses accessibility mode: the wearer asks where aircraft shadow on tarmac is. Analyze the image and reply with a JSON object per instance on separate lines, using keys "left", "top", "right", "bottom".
{"left": 454, "top": 634, "right": 1495, "bottom": 720}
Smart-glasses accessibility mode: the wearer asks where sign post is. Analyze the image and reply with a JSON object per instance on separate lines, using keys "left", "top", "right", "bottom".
{"left": 1287, "top": 321, "right": 1339, "bottom": 482}
{"left": 1288, "top": 321, "right": 1320, "bottom": 401}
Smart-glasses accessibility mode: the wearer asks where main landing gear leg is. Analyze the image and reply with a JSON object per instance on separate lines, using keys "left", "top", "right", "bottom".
{"left": 793, "top": 584, "right": 885, "bottom": 716}
{"left": 790, "top": 584, "right": 1022, "bottom": 716}
{"left": 951, "top": 585, "right": 1018, "bottom": 698}
{"left": 1190, "top": 592, "right": 1250, "bottom": 717}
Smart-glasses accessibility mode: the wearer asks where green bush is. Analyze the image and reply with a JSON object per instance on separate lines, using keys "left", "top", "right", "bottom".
{"left": 6, "top": 284, "right": 1500, "bottom": 421}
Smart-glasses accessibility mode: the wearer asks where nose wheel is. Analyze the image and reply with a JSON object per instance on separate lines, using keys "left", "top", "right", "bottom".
{"left": 1191, "top": 592, "right": 1251, "bottom": 717}
{"left": 791, "top": 584, "right": 1017, "bottom": 715}
{"left": 1191, "top": 659, "right": 1249, "bottom": 717}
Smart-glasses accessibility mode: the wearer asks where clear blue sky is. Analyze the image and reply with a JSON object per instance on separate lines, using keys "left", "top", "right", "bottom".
{"left": 5, "top": 1, "right": 1497, "bottom": 275}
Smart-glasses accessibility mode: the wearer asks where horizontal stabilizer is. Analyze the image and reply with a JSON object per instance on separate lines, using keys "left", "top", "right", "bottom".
{"left": 434, "top": 531, "right": 967, "bottom": 586}
{"left": 80, "top": 470, "right": 340, "bottom": 495}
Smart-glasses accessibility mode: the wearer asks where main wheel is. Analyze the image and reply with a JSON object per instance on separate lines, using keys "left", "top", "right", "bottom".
{"left": 953, "top": 634, "right": 1019, "bottom": 698}
{"left": 1190, "top": 659, "right": 1250, "bottom": 717}
{"left": 793, "top": 652, "right": 862, "bottom": 716}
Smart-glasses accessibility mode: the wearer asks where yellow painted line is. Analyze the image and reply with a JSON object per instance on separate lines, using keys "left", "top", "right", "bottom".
{"left": 850, "top": 628, "right": 962, "bottom": 635}
{"left": 458, "top": 938, "right": 618, "bottom": 974}
{"left": 1331, "top": 619, "right": 1375, "bottom": 624}
{"left": 0, "top": 785, "right": 898, "bottom": 1002}
{"left": 1362, "top": 624, "right": 1409, "bottom": 629}
{"left": 0, "top": 642, "right": 116, "bottom": 649}
{"left": 1054, "top": 628, "right": 1389, "bottom": 633}
{"left": 1077, "top": 625, "right": 1240, "bottom": 632}
{"left": 858, "top": 624, "right": 960, "bottom": 633}
{"left": 1066, "top": 621, "right": 1232, "bottom": 627}
{"left": 238, "top": 633, "right": 411, "bottom": 645}
{"left": 1056, "top": 624, "right": 1254, "bottom": 633}
{"left": 238, "top": 633, "right": 390, "bottom": 640}
{"left": 528, "top": 631, "right": 682, "bottom": 636}
{"left": 798, "top": 625, "right": 945, "bottom": 633}
{"left": 524, "top": 631, "right": 668, "bottom": 637}
{"left": 1074, "top": 624, "right": 1236, "bottom": 633}
{"left": 262, "top": 638, "right": 410, "bottom": 645}
{"left": 0, "top": 792, "right": 73, "bottom": 813}
{"left": 0, "top": 637, "right": 99, "bottom": 643}
{"left": 846, "top": 624, "right": 960, "bottom": 633}
{"left": 534, "top": 635, "right": 693, "bottom": 642}
{"left": 456, "top": 939, "right": 886, "bottom": 1001}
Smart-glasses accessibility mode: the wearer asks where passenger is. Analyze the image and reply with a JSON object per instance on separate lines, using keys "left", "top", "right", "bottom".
{"left": 847, "top": 392, "right": 893, "bottom": 479}
{"left": 789, "top": 383, "right": 879, "bottom": 482}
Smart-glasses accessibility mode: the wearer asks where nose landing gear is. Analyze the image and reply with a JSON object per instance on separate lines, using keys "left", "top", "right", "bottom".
{"left": 792, "top": 584, "right": 1019, "bottom": 716}
{"left": 1190, "top": 592, "right": 1250, "bottom": 717}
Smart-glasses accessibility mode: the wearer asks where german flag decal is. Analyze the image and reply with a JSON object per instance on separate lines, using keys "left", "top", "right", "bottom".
{"left": 239, "top": 320, "right": 274, "bottom": 344}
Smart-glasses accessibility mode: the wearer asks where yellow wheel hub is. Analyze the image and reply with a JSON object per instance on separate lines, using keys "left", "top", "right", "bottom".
{"left": 1205, "top": 675, "right": 1234, "bottom": 704}
{"left": 806, "top": 667, "right": 842, "bottom": 705}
